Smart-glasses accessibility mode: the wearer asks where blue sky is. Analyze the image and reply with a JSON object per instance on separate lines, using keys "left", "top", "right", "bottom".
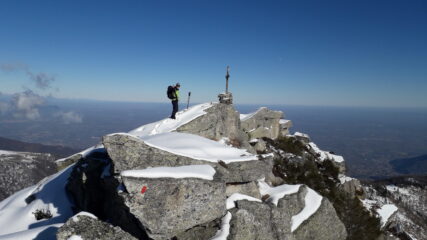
{"left": 1, "top": 0, "right": 426, "bottom": 107}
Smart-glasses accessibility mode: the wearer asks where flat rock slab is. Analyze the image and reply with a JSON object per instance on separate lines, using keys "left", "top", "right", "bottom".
{"left": 121, "top": 176, "right": 226, "bottom": 240}
{"left": 103, "top": 134, "right": 205, "bottom": 173}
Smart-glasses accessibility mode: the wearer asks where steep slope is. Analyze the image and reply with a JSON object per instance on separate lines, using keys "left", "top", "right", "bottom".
{"left": 0, "top": 150, "right": 56, "bottom": 201}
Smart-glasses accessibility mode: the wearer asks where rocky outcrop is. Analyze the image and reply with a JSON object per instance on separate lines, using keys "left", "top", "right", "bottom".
{"left": 61, "top": 103, "right": 357, "bottom": 240}
{"left": 103, "top": 133, "right": 273, "bottom": 184}
{"left": 103, "top": 134, "right": 204, "bottom": 173}
{"left": 176, "top": 103, "right": 250, "bottom": 149}
{"left": 57, "top": 213, "right": 137, "bottom": 240}
{"left": 229, "top": 201, "right": 277, "bottom": 240}
{"left": 241, "top": 107, "right": 283, "bottom": 140}
{"left": 121, "top": 176, "right": 226, "bottom": 239}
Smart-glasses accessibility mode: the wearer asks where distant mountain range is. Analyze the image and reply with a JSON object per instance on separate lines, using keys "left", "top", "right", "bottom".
{"left": 0, "top": 136, "right": 78, "bottom": 158}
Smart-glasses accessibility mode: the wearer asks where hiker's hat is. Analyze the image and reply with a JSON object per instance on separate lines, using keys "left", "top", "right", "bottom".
{"left": 176, "top": 83, "right": 181, "bottom": 87}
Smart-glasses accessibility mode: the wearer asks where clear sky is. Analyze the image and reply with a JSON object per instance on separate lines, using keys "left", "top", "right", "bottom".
{"left": 1, "top": 0, "right": 426, "bottom": 107}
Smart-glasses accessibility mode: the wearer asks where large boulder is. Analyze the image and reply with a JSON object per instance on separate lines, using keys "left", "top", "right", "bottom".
{"left": 270, "top": 185, "right": 347, "bottom": 240}
{"left": 241, "top": 107, "right": 283, "bottom": 140}
{"left": 103, "top": 133, "right": 272, "bottom": 184}
{"left": 121, "top": 176, "right": 227, "bottom": 240}
{"left": 229, "top": 201, "right": 277, "bottom": 240}
{"left": 56, "top": 213, "right": 137, "bottom": 240}
{"left": 176, "top": 103, "right": 253, "bottom": 151}
{"left": 103, "top": 133, "right": 205, "bottom": 173}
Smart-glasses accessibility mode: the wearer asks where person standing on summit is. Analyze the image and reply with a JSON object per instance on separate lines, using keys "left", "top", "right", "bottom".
{"left": 167, "top": 83, "right": 180, "bottom": 119}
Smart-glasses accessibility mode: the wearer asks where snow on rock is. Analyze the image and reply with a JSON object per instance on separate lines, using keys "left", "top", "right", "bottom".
{"left": 386, "top": 185, "right": 411, "bottom": 196}
{"left": 0, "top": 165, "right": 75, "bottom": 239}
{"left": 279, "top": 119, "right": 291, "bottom": 124}
{"left": 291, "top": 188, "right": 323, "bottom": 232}
{"left": 72, "top": 211, "right": 98, "bottom": 222}
{"left": 140, "top": 132, "right": 258, "bottom": 163}
{"left": 67, "top": 235, "right": 83, "bottom": 240}
{"left": 121, "top": 165, "right": 216, "bottom": 180}
{"left": 308, "top": 142, "right": 344, "bottom": 163}
{"left": 210, "top": 212, "right": 232, "bottom": 240}
{"left": 239, "top": 107, "right": 266, "bottom": 121}
{"left": 257, "top": 179, "right": 301, "bottom": 206}
{"left": 226, "top": 193, "right": 261, "bottom": 210}
{"left": 338, "top": 174, "right": 353, "bottom": 184}
{"left": 377, "top": 204, "right": 398, "bottom": 227}
{"left": 129, "top": 103, "right": 214, "bottom": 137}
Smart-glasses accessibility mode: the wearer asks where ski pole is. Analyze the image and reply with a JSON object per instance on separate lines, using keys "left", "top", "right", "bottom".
{"left": 187, "top": 92, "right": 191, "bottom": 109}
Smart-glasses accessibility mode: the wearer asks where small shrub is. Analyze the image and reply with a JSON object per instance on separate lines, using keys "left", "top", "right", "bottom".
{"left": 33, "top": 209, "right": 53, "bottom": 220}
{"left": 275, "top": 136, "right": 305, "bottom": 156}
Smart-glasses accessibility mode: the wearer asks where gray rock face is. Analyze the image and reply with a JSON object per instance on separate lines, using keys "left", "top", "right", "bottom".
{"left": 0, "top": 151, "right": 56, "bottom": 201}
{"left": 292, "top": 197, "right": 347, "bottom": 240}
{"left": 229, "top": 201, "right": 277, "bottom": 240}
{"left": 57, "top": 214, "right": 137, "bottom": 240}
{"left": 174, "top": 217, "right": 221, "bottom": 240}
{"left": 219, "top": 160, "right": 271, "bottom": 183}
{"left": 241, "top": 107, "right": 283, "bottom": 140}
{"left": 121, "top": 176, "right": 226, "bottom": 240}
{"left": 226, "top": 181, "right": 261, "bottom": 199}
{"left": 270, "top": 185, "right": 347, "bottom": 240}
{"left": 103, "top": 134, "right": 206, "bottom": 173}
{"left": 280, "top": 120, "right": 293, "bottom": 136}
{"left": 176, "top": 103, "right": 252, "bottom": 151}
{"left": 338, "top": 177, "right": 364, "bottom": 199}
{"left": 103, "top": 133, "right": 271, "bottom": 184}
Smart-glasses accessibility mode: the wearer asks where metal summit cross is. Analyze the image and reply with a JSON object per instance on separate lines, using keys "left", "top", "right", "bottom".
{"left": 218, "top": 65, "right": 233, "bottom": 104}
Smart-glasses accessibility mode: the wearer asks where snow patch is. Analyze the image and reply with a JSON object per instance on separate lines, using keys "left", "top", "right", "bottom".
{"left": 291, "top": 188, "right": 323, "bottom": 232}
{"left": 239, "top": 107, "right": 266, "bottom": 121}
{"left": 129, "top": 103, "right": 214, "bottom": 137}
{"left": 257, "top": 180, "right": 301, "bottom": 206}
{"left": 140, "top": 132, "right": 258, "bottom": 163}
{"left": 121, "top": 165, "right": 216, "bottom": 180}
{"left": 339, "top": 174, "right": 353, "bottom": 184}
{"left": 67, "top": 236, "right": 83, "bottom": 240}
{"left": 226, "top": 193, "right": 261, "bottom": 210}
{"left": 279, "top": 119, "right": 291, "bottom": 125}
{"left": 72, "top": 211, "right": 98, "bottom": 222}
{"left": 378, "top": 204, "right": 398, "bottom": 227}
{"left": 210, "top": 212, "right": 232, "bottom": 240}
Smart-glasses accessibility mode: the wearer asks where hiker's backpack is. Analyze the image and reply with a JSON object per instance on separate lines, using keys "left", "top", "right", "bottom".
{"left": 167, "top": 86, "right": 174, "bottom": 99}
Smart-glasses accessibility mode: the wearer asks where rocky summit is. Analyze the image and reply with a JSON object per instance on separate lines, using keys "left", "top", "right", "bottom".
{"left": 0, "top": 101, "right": 423, "bottom": 240}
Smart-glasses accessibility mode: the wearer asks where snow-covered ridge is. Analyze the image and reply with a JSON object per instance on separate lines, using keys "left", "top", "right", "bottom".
{"left": 129, "top": 102, "right": 214, "bottom": 137}
{"left": 239, "top": 107, "right": 266, "bottom": 121}
{"left": 140, "top": 132, "right": 258, "bottom": 163}
{"left": 121, "top": 165, "right": 216, "bottom": 180}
